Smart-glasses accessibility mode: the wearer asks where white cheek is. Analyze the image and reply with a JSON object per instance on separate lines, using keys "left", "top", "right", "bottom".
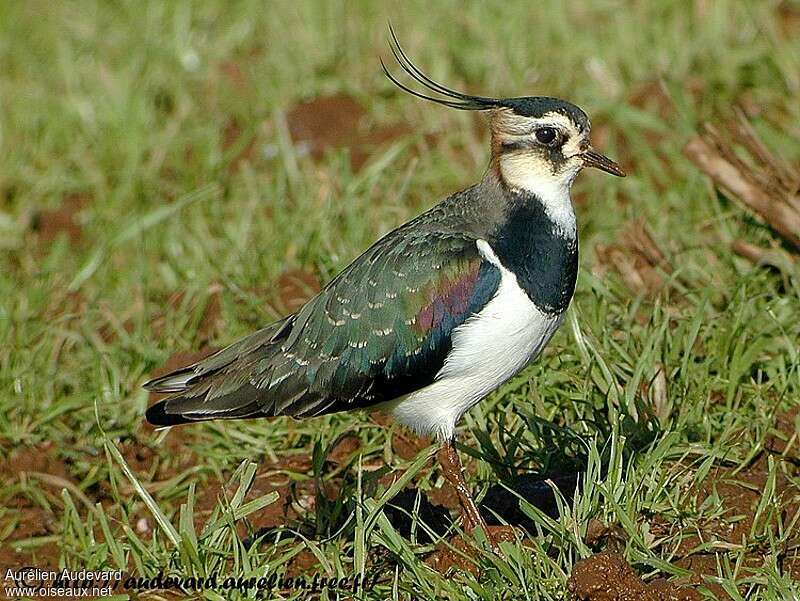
{"left": 562, "top": 136, "right": 584, "bottom": 158}
{"left": 499, "top": 152, "right": 580, "bottom": 190}
{"left": 498, "top": 153, "right": 578, "bottom": 235}
{"left": 501, "top": 152, "right": 556, "bottom": 182}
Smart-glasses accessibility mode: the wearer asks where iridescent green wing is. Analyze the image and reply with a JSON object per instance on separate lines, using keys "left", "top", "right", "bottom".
{"left": 263, "top": 229, "right": 501, "bottom": 415}
{"left": 145, "top": 229, "right": 501, "bottom": 424}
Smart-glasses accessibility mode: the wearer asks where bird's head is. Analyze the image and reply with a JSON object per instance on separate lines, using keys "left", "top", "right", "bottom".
{"left": 382, "top": 28, "right": 625, "bottom": 197}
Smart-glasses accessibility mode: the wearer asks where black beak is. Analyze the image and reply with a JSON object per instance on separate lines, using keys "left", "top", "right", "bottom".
{"left": 581, "top": 148, "right": 626, "bottom": 177}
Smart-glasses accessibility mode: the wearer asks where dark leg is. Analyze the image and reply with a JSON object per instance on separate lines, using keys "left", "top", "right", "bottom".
{"left": 437, "top": 438, "right": 497, "bottom": 548}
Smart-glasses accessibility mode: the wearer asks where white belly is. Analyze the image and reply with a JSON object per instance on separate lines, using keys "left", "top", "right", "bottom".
{"left": 385, "top": 239, "right": 567, "bottom": 441}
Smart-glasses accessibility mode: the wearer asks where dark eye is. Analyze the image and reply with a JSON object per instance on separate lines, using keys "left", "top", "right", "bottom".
{"left": 535, "top": 127, "right": 558, "bottom": 145}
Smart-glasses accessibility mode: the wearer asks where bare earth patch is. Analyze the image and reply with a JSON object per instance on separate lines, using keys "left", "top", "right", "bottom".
{"left": 568, "top": 552, "right": 701, "bottom": 601}
{"left": 32, "top": 193, "right": 91, "bottom": 246}
{"left": 425, "top": 526, "right": 516, "bottom": 575}
{"left": 0, "top": 442, "right": 72, "bottom": 568}
{"left": 286, "top": 93, "right": 411, "bottom": 171}
{"left": 274, "top": 268, "right": 322, "bottom": 314}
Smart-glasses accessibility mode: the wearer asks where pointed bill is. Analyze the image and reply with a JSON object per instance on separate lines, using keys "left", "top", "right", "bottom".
{"left": 582, "top": 149, "right": 626, "bottom": 177}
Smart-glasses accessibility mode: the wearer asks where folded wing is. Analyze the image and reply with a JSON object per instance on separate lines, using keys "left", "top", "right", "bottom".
{"left": 145, "top": 228, "right": 501, "bottom": 426}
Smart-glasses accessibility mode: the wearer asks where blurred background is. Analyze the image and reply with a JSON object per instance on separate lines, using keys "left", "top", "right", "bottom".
{"left": 1, "top": 1, "right": 799, "bottom": 599}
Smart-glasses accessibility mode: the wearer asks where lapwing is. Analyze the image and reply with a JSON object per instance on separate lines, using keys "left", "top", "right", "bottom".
{"left": 145, "top": 28, "right": 625, "bottom": 544}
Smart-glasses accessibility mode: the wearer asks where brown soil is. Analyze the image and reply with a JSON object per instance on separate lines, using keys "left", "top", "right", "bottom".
{"left": 765, "top": 406, "right": 799, "bottom": 458}
{"left": 425, "top": 535, "right": 478, "bottom": 575}
{"left": 326, "top": 434, "right": 361, "bottom": 466}
{"left": 427, "top": 482, "right": 460, "bottom": 510}
{"left": 391, "top": 429, "right": 431, "bottom": 461}
{"left": 567, "top": 407, "right": 799, "bottom": 598}
{"left": 777, "top": 1, "right": 800, "bottom": 36}
{"left": 285, "top": 549, "right": 320, "bottom": 577}
{"left": 627, "top": 81, "right": 675, "bottom": 121}
{"left": 0, "top": 508, "right": 61, "bottom": 570}
{"left": 275, "top": 269, "right": 321, "bottom": 314}
{"left": 718, "top": 456, "right": 795, "bottom": 541}
{"left": 97, "top": 307, "right": 136, "bottom": 343}
{"left": 189, "top": 449, "right": 317, "bottom": 536}
{"left": 1, "top": 435, "right": 202, "bottom": 570}
{"left": 32, "top": 193, "right": 90, "bottom": 245}
{"left": 425, "top": 525, "right": 517, "bottom": 575}
{"left": 0, "top": 441, "right": 71, "bottom": 482}
{"left": 286, "top": 93, "right": 411, "bottom": 171}
{"left": 118, "top": 428, "right": 197, "bottom": 482}
{"left": 195, "top": 283, "right": 224, "bottom": 344}
{"left": 639, "top": 447, "right": 799, "bottom": 599}
{"left": 568, "top": 552, "right": 701, "bottom": 601}
{"left": 584, "top": 518, "right": 627, "bottom": 551}
{"left": 288, "top": 93, "right": 365, "bottom": 155}
{"left": 220, "top": 60, "right": 248, "bottom": 90}
{"left": 0, "top": 442, "right": 72, "bottom": 569}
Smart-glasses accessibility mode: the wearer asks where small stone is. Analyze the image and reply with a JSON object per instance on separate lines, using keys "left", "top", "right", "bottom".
{"left": 136, "top": 517, "right": 150, "bottom": 533}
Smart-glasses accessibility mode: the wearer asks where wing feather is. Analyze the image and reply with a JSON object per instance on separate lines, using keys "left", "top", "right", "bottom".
{"left": 145, "top": 228, "right": 501, "bottom": 426}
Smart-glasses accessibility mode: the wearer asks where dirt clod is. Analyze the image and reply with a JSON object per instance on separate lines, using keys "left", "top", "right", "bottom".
{"left": 391, "top": 429, "right": 430, "bottom": 461}
{"left": 428, "top": 481, "right": 459, "bottom": 510}
{"left": 584, "top": 518, "right": 627, "bottom": 551}
{"left": 288, "top": 93, "right": 366, "bottom": 156}
{"left": 568, "top": 552, "right": 700, "bottom": 601}
{"left": 425, "top": 525, "right": 516, "bottom": 575}
{"left": 286, "top": 93, "right": 410, "bottom": 171}
{"left": 0, "top": 443, "right": 70, "bottom": 568}
{"left": 32, "top": 193, "right": 90, "bottom": 245}
{"left": 276, "top": 269, "right": 321, "bottom": 314}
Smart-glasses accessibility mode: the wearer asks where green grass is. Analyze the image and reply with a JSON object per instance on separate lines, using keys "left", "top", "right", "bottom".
{"left": 2, "top": 1, "right": 800, "bottom": 599}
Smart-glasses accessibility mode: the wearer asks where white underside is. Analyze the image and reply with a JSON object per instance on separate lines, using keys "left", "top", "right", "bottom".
{"left": 381, "top": 239, "right": 566, "bottom": 441}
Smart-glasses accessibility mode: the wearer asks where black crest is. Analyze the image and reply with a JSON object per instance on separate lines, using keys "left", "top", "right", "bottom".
{"left": 382, "top": 24, "right": 589, "bottom": 130}
{"left": 502, "top": 97, "right": 589, "bottom": 131}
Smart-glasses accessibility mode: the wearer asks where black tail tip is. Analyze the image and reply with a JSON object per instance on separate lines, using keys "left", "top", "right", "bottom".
{"left": 145, "top": 401, "right": 193, "bottom": 427}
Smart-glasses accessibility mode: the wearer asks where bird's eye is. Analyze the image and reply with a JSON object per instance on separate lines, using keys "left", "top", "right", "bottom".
{"left": 535, "top": 127, "right": 558, "bottom": 145}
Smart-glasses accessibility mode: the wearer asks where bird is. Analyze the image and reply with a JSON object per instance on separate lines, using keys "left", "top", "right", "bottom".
{"left": 144, "top": 27, "right": 625, "bottom": 546}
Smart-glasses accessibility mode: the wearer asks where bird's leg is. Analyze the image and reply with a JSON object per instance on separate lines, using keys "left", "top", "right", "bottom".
{"left": 437, "top": 438, "right": 496, "bottom": 547}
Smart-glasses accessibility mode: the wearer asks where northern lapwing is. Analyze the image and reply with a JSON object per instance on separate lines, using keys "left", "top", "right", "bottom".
{"left": 145, "top": 28, "right": 625, "bottom": 544}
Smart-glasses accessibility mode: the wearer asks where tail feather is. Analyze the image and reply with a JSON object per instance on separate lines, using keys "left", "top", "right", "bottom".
{"left": 143, "top": 366, "right": 199, "bottom": 393}
{"left": 144, "top": 317, "right": 293, "bottom": 427}
{"left": 145, "top": 384, "right": 265, "bottom": 426}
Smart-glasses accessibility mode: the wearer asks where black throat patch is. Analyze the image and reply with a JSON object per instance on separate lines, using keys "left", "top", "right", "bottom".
{"left": 489, "top": 192, "right": 578, "bottom": 314}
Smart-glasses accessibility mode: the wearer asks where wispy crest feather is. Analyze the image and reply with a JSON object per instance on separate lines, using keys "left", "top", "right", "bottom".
{"left": 382, "top": 23, "right": 500, "bottom": 111}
